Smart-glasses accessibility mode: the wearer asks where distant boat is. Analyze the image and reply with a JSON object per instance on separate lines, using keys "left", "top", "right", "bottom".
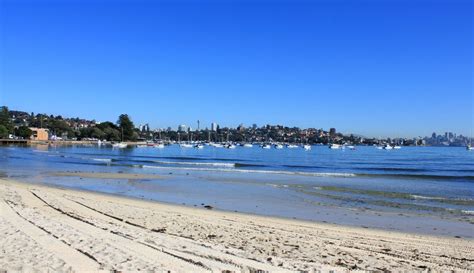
{"left": 180, "top": 143, "right": 193, "bottom": 148}
{"left": 194, "top": 144, "right": 204, "bottom": 149}
{"left": 155, "top": 143, "right": 165, "bottom": 149}
{"left": 287, "top": 144, "right": 299, "bottom": 149}
{"left": 262, "top": 144, "right": 272, "bottom": 149}
{"left": 393, "top": 145, "right": 402, "bottom": 149}
{"left": 467, "top": 143, "right": 474, "bottom": 150}
{"left": 274, "top": 144, "right": 284, "bottom": 149}
{"left": 112, "top": 142, "right": 128, "bottom": 149}
{"left": 329, "top": 144, "right": 342, "bottom": 149}
{"left": 383, "top": 144, "right": 393, "bottom": 150}
{"left": 225, "top": 144, "right": 236, "bottom": 149}
{"left": 376, "top": 146, "right": 384, "bottom": 150}
{"left": 303, "top": 144, "right": 311, "bottom": 150}
{"left": 113, "top": 128, "right": 128, "bottom": 148}
{"left": 243, "top": 143, "right": 253, "bottom": 148}
{"left": 468, "top": 134, "right": 473, "bottom": 150}
{"left": 346, "top": 145, "right": 356, "bottom": 150}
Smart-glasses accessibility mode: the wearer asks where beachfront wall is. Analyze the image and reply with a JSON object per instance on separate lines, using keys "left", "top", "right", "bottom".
{"left": 29, "top": 128, "right": 49, "bottom": 141}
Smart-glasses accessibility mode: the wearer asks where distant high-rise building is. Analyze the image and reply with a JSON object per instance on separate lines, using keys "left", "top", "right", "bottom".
{"left": 211, "top": 122, "right": 218, "bottom": 132}
{"left": 432, "top": 132, "right": 437, "bottom": 139}
{"left": 237, "top": 123, "right": 245, "bottom": 132}
{"left": 252, "top": 124, "right": 257, "bottom": 130}
{"left": 329, "top": 128, "right": 336, "bottom": 137}
{"left": 178, "top": 124, "right": 187, "bottom": 132}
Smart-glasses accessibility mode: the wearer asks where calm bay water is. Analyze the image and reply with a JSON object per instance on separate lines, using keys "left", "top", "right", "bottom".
{"left": 1, "top": 144, "right": 473, "bottom": 237}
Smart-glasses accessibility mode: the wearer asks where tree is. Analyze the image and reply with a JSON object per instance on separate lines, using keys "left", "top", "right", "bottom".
{"left": 117, "top": 114, "right": 136, "bottom": 141}
{"left": 0, "top": 125, "right": 8, "bottom": 138}
{"left": 103, "top": 127, "right": 120, "bottom": 141}
{"left": 90, "top": 127, "right": 105, "bottom": 140}
{"left": 15, "top": 126, "right": 32, "bottom": 139}
{"left": 0, "top": 106, "right": 13, "bottom": 133}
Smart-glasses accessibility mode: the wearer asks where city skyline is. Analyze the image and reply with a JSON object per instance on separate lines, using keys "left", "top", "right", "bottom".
{"left": 1, "top": 1, "right": 472, "bottom": 138}
{"left": 4, "top": 105, "right": 472, "bottom": 141}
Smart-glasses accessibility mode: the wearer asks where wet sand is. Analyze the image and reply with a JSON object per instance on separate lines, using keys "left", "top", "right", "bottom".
{"left": 50, "top": 171, "right": 164, "bottom": 180}
{"left": 0, "top": 178, "right": 473, "bottom": 272}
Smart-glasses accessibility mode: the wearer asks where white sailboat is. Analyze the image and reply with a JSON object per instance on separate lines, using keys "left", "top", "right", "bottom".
{"left": 180, "top": 143, "right": 193, "bottom": 148}
{"left": 112, "top": 142, "right": 128, "bottom": 148}
{"left": 113, "top": 128, "right": 128, "bottom": 148}
{"left": 194, "top": 144, "right": 204, "bottom": 149}
{"left": 383, "top": 144, "right": 393, "bottom": 150}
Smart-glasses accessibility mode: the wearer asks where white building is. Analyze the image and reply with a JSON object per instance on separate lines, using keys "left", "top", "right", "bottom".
{"left": 178, "top": 124, "right": 188, "bottom": 132}
{"left": 211, "top": 122, "right": 218, "bottom": 132}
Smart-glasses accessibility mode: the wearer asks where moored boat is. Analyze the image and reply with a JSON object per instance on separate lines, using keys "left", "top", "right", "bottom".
{"left": 329, "top": 144, "right": 342, "bottom": 149}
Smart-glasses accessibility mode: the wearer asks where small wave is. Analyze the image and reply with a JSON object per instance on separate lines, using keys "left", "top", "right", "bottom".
{"left": 142, "top": 165, "right": 356, "bottom": 177}
{"left": 92, "top": 158, "right": 113, "bottom": 163}
{"left": 410, "top": 194, "right": 445, "bottom": 200}
{"left": 154, "top": 161, "right": 235, "bottom": 167}
{"left": 356, "top": 173, "right": 474, "bottom": 181}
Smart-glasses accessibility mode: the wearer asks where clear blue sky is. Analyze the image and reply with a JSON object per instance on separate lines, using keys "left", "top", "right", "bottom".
{"left": 0, "top": 0, "right": 472, "bottom": 138}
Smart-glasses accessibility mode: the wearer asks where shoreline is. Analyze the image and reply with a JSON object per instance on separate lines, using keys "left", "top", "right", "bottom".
{"left": 12, "top": 176, "right": 473, "bottom": 241}
{"left": 1, "top": 178, "right": 473, "bottom": 272}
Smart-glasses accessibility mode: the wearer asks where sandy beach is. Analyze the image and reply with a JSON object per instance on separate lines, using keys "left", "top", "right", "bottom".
{"left": 0, "top": 178, "right": 473, "bottom": 272}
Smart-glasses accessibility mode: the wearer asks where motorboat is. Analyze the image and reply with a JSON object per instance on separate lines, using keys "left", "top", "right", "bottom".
{"left": 287, "top": 144, "right": 299, "bottom": 148}
{"left": 225, "top": 144, "right": 236, "bottom": 149}
{"left": 393, "top": 145, "right": 402, "bottom": 149}
{"left": 155, "top": 143, "right": 165, "bottom": 148}
{"left": 274, "top": 144, "right": 284, "bottom": 149}
{"left": 243, "top": 143, "right": 253, "bottom": 148}
{"left": 329, "top": 144, "right": 342, "bottom": 149}
{"left": 346, "top": 145, "right": 356, "bottom": 150}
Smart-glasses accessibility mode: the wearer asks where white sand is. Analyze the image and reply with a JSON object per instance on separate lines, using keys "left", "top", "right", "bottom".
{"left": 0, "top": 178, "right": 472, "bottom": 272}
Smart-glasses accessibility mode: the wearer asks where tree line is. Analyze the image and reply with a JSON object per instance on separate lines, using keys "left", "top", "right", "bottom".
{"left": 0, "top": 106, "right": 138, "bottom": 141}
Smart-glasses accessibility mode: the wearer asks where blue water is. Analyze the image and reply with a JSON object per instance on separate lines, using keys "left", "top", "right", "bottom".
{"left": 1, "top": 144, "right": 473, "bottom": 237}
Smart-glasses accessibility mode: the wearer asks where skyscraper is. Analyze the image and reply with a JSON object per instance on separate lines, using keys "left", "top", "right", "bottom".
{"left": 211, "top": 122, "right": 218, "bottom": 132}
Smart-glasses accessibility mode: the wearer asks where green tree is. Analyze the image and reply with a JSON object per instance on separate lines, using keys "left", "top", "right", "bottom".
{"left": 117, "top": 114, "right": 136, "bottom": 141}
{"left": 90, "top": 127, "right": 105, "bottom": 140}
{"left": 103, "top": 127, "right": 121, "bottom": 141}
{"left": 15, "top": 126, "right": 32, "bottom": 139}
{"left": 0, "top": 106, "right": 13, "bottom": 133}
{"left": 0, "top": 125, "right": 8, "bottom": 138}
